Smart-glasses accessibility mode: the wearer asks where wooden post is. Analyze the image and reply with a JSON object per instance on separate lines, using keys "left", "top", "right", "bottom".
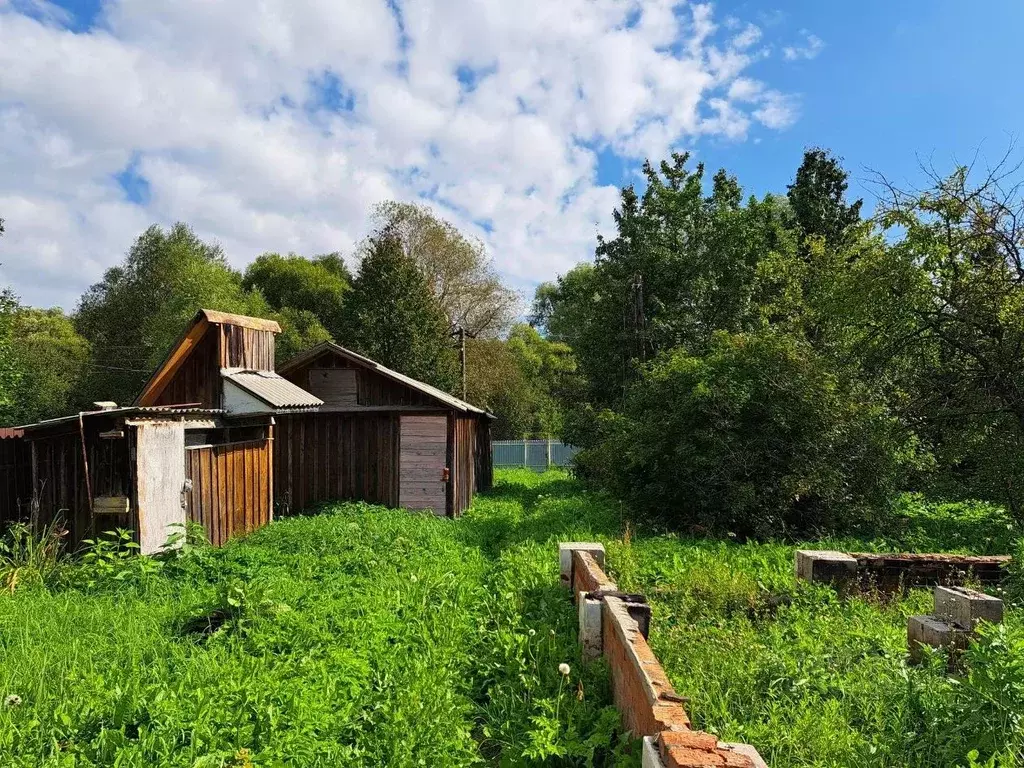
{"left": 547, "top": 438, "right": 552, "bottom": 468}
{"left": 523, "top": 439, "right": 528, "bottom": 468}
{"left": 459, "top": 327, "right": 467, "bottom": 401}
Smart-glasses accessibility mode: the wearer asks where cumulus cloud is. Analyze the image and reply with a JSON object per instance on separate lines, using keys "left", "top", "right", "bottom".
{"left": 0, "top": 0, "right": 802, "bottom": 309}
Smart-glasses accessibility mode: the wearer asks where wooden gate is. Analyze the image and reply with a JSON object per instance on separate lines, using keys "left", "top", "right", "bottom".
{"left": 399, "top": 415, "right": 448, "bottom": 516}
{"left": 185, "top": 438, "right": 272, "bottom": 546}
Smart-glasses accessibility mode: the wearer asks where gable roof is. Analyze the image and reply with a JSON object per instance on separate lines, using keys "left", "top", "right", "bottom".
{"left": 278, "top": 342, "right": 492, "bottom": 416}
{"left": 222, "top": 370, "right": 323, "bottom": 410}
{"left": 135, "top": 309, "right": 281, "bottom": 406}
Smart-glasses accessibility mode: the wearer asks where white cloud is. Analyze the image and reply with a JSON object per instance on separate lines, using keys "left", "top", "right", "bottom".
{"left": 783, "top": 30, "right": 825, "bottom": 61}
{"left": 0, "top": 0, "right": 803, "bottom": 310}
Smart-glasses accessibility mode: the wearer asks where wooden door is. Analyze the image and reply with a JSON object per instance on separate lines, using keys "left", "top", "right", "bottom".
{"left": 399, "top": 415, "right": 448, "bottom": 516}
{"left": 185, "top": 438, "right": 272, "bottom": 546}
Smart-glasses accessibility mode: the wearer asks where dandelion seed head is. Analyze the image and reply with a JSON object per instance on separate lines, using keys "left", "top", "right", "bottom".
{"left": 528, "top": 629, "right": 536, "bottom": 637}
{"left": 559, "top": 663, "right": 571, "bottom": 676}
{"left": 4, "top": 694, "right": 22, "bottom": 708}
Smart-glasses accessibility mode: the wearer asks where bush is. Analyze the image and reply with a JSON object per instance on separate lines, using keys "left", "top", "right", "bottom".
{"left": 578, "top": 331, "right": 914, "bottom": 538}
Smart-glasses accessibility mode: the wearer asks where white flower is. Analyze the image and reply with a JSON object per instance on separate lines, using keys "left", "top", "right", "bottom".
{"left": 559, "top": 663, "right": 571, "bottom": 676}
{"left": 550, "top": 629, "right": 556, "bottom": 637}
{"left": 4, "top": 694, "right": 22, "bottom": 708}
{"left": 409, "top": 575, "right": 418, "bottom": 583}
{"left": 528, "top": 629, "right": 536, "bottom": 637}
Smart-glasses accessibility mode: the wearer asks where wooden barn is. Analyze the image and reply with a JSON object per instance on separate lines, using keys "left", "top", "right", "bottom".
{"left": 276, "top": 342, "right": 493, "bottom": 518}
{"left": 0, "top": 310, "right": 494, "bottom": 551}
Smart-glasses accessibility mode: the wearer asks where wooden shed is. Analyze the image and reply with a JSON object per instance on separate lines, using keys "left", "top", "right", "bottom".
{"left": 1, "top": 310, "right": 494, "bottom": 550}
{"left": 276, "top": 342, "right": 494, "bottom": 518}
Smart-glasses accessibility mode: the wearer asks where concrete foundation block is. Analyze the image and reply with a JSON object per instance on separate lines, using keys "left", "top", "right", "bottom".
{"left": 908, "top": 614, "right": 968, "bottom": 663}
{"left": 720, "top": 743, "right": 770, "bottom": 768}
{"left": 795, "top": 550, "right": 858, "bottom": 588}
{"left": 642, "top": 736, "right": 665, "bottom": 768}
{"left": 559, "top": 542, "right": 605, "bottom": 587}
{"left": 934, "top": 586, "right": 1004, "bottom": 630}
{"left": 579, "top": 596, "right": 604, "bottom": 661}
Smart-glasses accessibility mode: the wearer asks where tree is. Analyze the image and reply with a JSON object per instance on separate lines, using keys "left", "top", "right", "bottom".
{"left": 787, "top": 148, "right": 863, "bottom": 248}
{"left": 75, "top": 224, "right": 273, "bottom": 405}
{"left": 0, "top": 287, "right": 21, "bottom": 423}
{"left": 371, "top": 201, "right": 520, "bottom": 337}
{"left": 242, "top": 253, "right": 350, "bottom": 341}
{"left": 4, "top": 308, "right": 90, "bottom": 423}
{"left": 577, "top": 331, "right": 908, "bottom": 538}
{"left": 342, "top": 230, "right": 459, "bottom": 391}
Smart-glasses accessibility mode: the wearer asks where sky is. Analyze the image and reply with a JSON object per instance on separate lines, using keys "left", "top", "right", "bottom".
{"left": 1, "top": 0, "right": 1022, "bottom": 311}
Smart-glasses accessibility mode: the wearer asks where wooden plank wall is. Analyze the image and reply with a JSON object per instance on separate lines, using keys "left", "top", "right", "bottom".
{"left": 219, "top": 325, "right": 275, "bottom": 371}
{"left": 185, "top": 438, "right": 272, "bottom": 547}
{"left": 399, "top": 415, "right": 447, "bottom": 515}
{"left": 282, "top": 353, "right": 437, "bottom": 408}
{"left": 274, "top": 412, "right": 399, "bottom": 515}
{"left": 153, "top": 330, "right": 221, "bottom": 408}
{"left": 25, "top": 425, "right": 134, "bottom": 549}
{"left": 0, "top": 435, "right": 30, "bottom": 526}
{"left": 451, "top": 415, "right": 476, "bottom": 517}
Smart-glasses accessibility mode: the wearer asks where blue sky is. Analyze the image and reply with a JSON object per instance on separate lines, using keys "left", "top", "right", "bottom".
{"left": 2, "top": 0, "right": 1023, "bottom": 309}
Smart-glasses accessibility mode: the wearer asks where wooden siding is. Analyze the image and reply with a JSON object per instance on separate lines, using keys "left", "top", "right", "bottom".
{"left": 306, "top": 368, "right": 358, "bottom": 406}
{"left": 185, "top": 437, "right": 272, "bottom": 547}
{"left": 281, "top": 351, "right": 436, "bottom": 408}
{"left": 21, "top": 420, "right": 135, "bottom": 549}
{"left": 399, "top": 415, "right": 447, "bottom": 515}
{"left": 0, "top": 435, "right": 31, "bottom": 527}
{"left": 451, "top": 415, "right": 476, "bottom": 517}
{"left": 219, "top": 324, "right": 275, "bottom": 371}
{"left": 274, "top": 412, "right": 399, "bottom": 514}
{"left": 153, "top": 330, "right": 221, "bottom": 409}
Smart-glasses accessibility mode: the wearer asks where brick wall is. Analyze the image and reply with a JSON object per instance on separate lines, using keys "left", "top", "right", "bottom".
{"left": 559, "top": 543, "right": 767, "bottom": 768}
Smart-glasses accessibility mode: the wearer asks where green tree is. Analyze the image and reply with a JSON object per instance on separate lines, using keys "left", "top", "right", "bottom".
{"left": 242, "top": 253, "right": 350, "bottom": 341}
{"left": 76, "top": 224, "right": 273, "bottom": 405}
{"left": 4, "top": 308, "right": 90, "bottom": 423}
{"left": 342, "top": 230, "right": 459, "bottom": 391}
{"left": 372, "top": 201, "right": 519, "bottom": 337}
{"left": 786, "top": 148, "right": 863, "bottom": 248}
{"left": 0, "top": 287, "right": 21, "bottom": 423}
{"left": 578, "top": 331, "right": 909, "bottom": 537}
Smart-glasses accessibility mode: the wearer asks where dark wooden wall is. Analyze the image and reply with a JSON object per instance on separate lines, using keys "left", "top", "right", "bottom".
{"left": 185, "top": 436, "right": 273, "bottom": 547}
{"left": 219, "top": 325, "right": 275, "bottom": 371}
{"left": 20, "top": 419, "right": 135, "bottom": 549}
{"left": 475, "top": 417, "right": 493, "bottom": 493}
{"left": 154, "top": 330, "right": 221, "bottom": 409}
{"left": 283, "top": 352, "right": 438, "bottom": 408}
{"left": 274, "top": 412, "right": 399, "bottom": 515}
{"left": 0, "top": 435, "right": 30, "bottom": 527}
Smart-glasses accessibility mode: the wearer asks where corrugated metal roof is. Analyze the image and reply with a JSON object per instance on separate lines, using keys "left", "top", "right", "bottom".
{"left": 222, "top": 369, "right": 323, "bottom": 410}
{"left": 0, "top": 428, "right": 24, "bottom": 439}
{"left": 16, "top": 406, "right": 225, "bottom": 432}
{"left": 277, "top": 342, "right": 491, "bottom": 416}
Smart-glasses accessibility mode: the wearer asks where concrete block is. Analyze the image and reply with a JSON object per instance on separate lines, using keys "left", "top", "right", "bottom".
{"left": 559, "top": 542, "right": 605, "bottom": 587}
{"left": 934, "top": 586, "right": 1004, "bottom": 630}
{"left": 795, "top": 550, "right": 858, "bottom": 588}
{"left": 720, "top": 743, "right": 769, "bottom": 768}
{"left": 908, "top": 614, "right": 968, "bottom": 663}
{"left": 642, "top": 736, "right": 666, "bottom": 768}
{"left": 579, "top": 596, "right": 603, "bottom": 661}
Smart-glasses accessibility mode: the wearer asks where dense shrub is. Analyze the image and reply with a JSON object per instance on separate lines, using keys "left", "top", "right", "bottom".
{"left": 577, "top": 331, "right": 914, "bottom": 538}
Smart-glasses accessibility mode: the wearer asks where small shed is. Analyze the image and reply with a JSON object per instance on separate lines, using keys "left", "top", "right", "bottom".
{"left": 277, "top": 342, "right": 493, "bottom": 518}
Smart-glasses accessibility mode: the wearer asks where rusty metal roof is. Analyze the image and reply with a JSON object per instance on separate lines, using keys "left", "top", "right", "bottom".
{"left": 222, "top": 369, "right": 323, "bottom": 410}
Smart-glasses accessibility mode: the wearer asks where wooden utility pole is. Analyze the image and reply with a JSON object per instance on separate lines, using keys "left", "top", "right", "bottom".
{"left": 459, "top": 327, "right": 467, "bottom": 400}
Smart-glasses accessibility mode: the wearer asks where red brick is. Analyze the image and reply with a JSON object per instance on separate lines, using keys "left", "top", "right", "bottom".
{"left": 660, "top": 731, "right": 720, "bottom": 751}
{"left": 661, "top": 746, "right": 726, "bottom": 767}
{"left": 573, "top": 550, "right": 617, "bottom": 595}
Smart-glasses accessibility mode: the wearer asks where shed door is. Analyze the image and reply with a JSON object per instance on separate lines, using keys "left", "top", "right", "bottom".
{"left": 399, "top": 415, "right": 448, "bottom": 516}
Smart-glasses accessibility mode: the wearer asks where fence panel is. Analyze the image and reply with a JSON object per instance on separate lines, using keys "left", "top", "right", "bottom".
{"left": 492, "top": 440, "right": 578, "bottom": 471}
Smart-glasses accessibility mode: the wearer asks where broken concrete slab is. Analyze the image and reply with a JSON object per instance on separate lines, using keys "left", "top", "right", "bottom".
{"left": 934, "top": 586, "right": 1004, "bottom": 630}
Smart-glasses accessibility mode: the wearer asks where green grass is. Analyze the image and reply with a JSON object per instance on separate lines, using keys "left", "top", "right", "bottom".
{"left": 0, "top": 472, "right": 624, "bottom": 767}
{"left": 0, "top": 471, "right": 1021, "bottom": 767}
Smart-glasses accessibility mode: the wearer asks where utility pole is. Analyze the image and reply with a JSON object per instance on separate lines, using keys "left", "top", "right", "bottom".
{"left": 459, "top": 327, "right": 467, "bottom": 400}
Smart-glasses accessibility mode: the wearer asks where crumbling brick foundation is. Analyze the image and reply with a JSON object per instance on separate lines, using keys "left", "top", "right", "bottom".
{"left": 560, "top": 543, "right": 767, "bottom": 768}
